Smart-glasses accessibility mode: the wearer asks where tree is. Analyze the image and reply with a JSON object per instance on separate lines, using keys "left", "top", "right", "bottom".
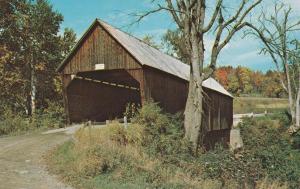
{"left": 247, "top": 3, "right": 300, "bottom": 132}
{"left": 142, "top": 34, "right": 161, "bottom": 49}
{"left": 136, "top": 0, "right": 262, "bottom": 150}
{"left": 228, "top": 70, "right": 240, "bottom": 95}
{"left": 0, "top": 0, "right": 31, "bottom": 113}
{"left": 162, "top": 29, "right": 190, "bottom": 63}
{"left": 263, "top": 71, "right": 285, "bottom": 98}
{"left": 0, "top": 0, "right": 76, "bottom": 116}
{"left": 214, "top": 66, "right": 233, "bottom": 89}
{"left": 251, "top": 71, "right": 264, "bottom": 94}
{"left": 236, "top": 66, "right": 253, "bottom": 94}
{"left": 25, "top": 0, "right": 64, "bottom": 115}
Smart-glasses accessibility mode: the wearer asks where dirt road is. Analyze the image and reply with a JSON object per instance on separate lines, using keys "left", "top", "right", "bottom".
{"left": 0, "top": 131, "right": 73, "bottom": 189}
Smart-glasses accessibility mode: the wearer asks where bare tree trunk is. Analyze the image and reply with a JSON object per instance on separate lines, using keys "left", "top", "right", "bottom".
{"left": 294, "top": 66, "right": 300, "bottom": 130}
{"left": 184, "top": 33, "right": 206, "bottom": 150}
{"left": 184, "top": 75, "right": 204, "bottom": 149}
{"left": 296, "top": 91, "right": 300, "bottom": 128}
{"left": 285, "top": 58, "right": 296, "bottom": 125}
{"left": 184, "top": 73, "right": 195, "bottom": 140}
{"left": 30, "top": 63, "right": 36, "bottom": 116}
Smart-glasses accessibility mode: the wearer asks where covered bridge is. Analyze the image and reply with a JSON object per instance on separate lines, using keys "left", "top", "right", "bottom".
{"left": 57, "top": 19, "right": 233, "bottom": 136}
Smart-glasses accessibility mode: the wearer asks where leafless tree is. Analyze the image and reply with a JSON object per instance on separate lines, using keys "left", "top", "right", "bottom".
{"left": 135, "top": 0, "right": 263, "bottom": 151}
{"left": 246, "top": 3, "right": 300, "bottom": 132}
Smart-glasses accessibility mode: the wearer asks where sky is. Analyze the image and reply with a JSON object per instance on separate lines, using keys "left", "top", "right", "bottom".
{"left": 48, "top": 0, "right": 300, "bottom": 72}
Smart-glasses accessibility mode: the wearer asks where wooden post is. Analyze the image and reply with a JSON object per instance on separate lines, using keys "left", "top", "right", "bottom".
{"left": 62, "top": 74, "right": 71, "bottom": 125}
{"left": 124, "top": 116, "right": 128, "bottom": 129}
{"left": 139, "top": 70, "right": 148, "bottom": 105}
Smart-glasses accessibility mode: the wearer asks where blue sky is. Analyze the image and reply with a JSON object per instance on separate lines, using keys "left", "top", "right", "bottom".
{"left": 49, "top": 0, "right": 300, "bottom": 72}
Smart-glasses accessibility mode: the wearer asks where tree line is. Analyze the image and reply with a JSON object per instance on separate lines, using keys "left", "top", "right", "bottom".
{"left": 214, "top": 66, "right": 285, "bottom": 98}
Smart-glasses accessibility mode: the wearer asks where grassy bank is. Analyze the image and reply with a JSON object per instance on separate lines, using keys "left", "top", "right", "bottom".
{"left": 46, "top": 103, "right": 300, "bottom": 189}
{"left": 233, "top": 97, "right": 289, "bottom": 114}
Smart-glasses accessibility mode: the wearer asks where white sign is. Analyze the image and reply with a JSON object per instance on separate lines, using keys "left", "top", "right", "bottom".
{"left": 95, "top": 64, "right": 105, "bottom": 70}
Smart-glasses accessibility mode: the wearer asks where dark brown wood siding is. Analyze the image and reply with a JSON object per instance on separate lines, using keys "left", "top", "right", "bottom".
{"left": 202, "top": 88, "right": 233, "bottom": 131}
{"left": 143, "top": 66, "right": 232, "bottom": 131}
{"left": 63, "top": 24, "right": 141, "bottom": 74}
{"left": 143, "top": 67, "right": 188, "bottom": 113}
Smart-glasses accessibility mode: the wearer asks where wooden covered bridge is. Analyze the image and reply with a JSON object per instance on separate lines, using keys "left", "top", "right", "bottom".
{"left": 57, "top": 19, "right": 233, "bottom": 136}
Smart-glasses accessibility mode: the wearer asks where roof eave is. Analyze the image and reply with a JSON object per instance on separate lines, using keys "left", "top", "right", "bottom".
{"left": 56, "top": 19, "right": 100, "bottom": 73}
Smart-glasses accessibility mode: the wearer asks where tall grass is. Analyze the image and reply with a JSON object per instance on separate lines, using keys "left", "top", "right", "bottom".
{"left": 47, "top": 123, "right": 230, "bottom": 189}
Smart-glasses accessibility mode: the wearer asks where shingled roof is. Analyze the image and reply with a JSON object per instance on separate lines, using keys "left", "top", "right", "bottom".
{"left": 57, "top": 19, "right": 232, "bottom": 98}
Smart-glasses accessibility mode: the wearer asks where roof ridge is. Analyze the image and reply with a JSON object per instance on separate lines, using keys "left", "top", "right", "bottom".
{"left": 96, "top": 18, "right": 185, "bottom": 66}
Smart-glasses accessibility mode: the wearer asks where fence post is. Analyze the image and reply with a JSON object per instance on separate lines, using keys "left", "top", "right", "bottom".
{"left": 124, "top": 116, "right": 128, "bottom": 129}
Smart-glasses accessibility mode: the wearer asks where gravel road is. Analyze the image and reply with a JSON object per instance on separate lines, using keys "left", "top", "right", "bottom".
{"left": 0, "top": 131, "right": 74, "bottom": 189}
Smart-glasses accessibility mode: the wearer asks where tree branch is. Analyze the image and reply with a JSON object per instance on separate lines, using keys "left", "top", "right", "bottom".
{"left": 244, "top": 22, "right": 288, "bottom": 91}
{"left": 166, "top": 0, "right": 184, "bottom": 29}
{"left": 203, "top": 0, "right": 223, "bottom": 33}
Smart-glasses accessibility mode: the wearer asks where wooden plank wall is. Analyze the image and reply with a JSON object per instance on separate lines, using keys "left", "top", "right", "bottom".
{"left": 144, "top": 67, "right": 233, "bottom": 131}
{"left": 63, "top": 24, "right": 141, "bottom": 74}
{"left": 202, "top": 88, "right": 233, "bottom": 131}
{"left": 143, "top": 67, "right": 188, "bottom": 114}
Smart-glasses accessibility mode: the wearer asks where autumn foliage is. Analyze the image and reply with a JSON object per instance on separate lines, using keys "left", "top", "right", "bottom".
{"left": 214, "top": 66, "right": 285, "bottom": 97}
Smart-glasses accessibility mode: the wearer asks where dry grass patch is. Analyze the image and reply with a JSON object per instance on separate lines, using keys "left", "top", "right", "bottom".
{"left": 234, "top": 97, "right": 289, "bottom": 114}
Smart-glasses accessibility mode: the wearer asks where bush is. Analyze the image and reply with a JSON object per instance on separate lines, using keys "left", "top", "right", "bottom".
{"left": 196, "top": 145, "right": 263, "bottom": 187}
{"left": 0, "top": 107, "right": 31, "bottom": 135}
{"left": 291, "top": 131, "right": 300, "bottom": 149}
{"left": 239, "top": 115, "right": 300, "bottom": 188}
{"left": 0, "top": 102, "right": 65, "bottom": 135}
{"left": 123, "top": 102, "right": 140, "bottom": 120}
{"left": 33, "top": 101, "right": 66, "bottom": 128}
{"left": 132, "top": 102, "right": 192, "bottom": 158}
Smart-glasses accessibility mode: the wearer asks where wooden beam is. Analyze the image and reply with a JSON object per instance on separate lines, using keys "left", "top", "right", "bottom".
{"left": 74, "top": 76, "right": 140, "bottom": 91}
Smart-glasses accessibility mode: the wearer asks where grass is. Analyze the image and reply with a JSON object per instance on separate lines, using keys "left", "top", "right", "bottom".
{"left": 46, "top": 124, "right": 230, "bottom": 189}
{"left": 46, "top": 124, "right": 290, "bottom": 189}
{"left": 233, "top": 97, "right": 289, "bottom": 114}
{"left": 46, "top": 102, "right": 297, "bottom": 189}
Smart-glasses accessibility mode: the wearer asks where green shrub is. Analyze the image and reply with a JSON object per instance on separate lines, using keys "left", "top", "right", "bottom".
{"left": 132, "top": 101, "right": 192, "bottom": 158}
{"left": 0, "top": 102, "right": 65, "bottom": 135}
{"left": 0, "top": 107, "right": 31, "bottom": 135}
{"left": 33, "top": 101, "right": 65, "bottom": 128}
{"left": 196, "top": 145, "right": 262, "bottom": 187}
{"left": 291, "top": 131, "right": 300, "bottom": 149}
{"left": 239, "top": 115, "right": 300, "bottom": 188}
{"left": 123, "top": 102, "right": 140, "bottom": 120}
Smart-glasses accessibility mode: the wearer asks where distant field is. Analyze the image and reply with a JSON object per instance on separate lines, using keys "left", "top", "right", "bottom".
{"left": 233, "top": 97, "right": 289, "bottom": 114}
